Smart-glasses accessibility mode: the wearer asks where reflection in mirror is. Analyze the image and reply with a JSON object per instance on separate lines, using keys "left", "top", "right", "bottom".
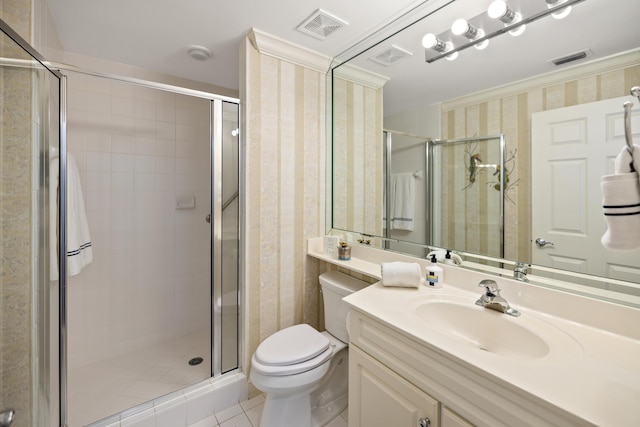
{"left": 329, "top": 0, "right": 640, "bottom": 307}
{"left": 429, "top": 135, "right": 505, "bottom": 259}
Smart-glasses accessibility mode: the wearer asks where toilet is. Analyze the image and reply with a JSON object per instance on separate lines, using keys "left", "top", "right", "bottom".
{"left": 250, "top": 271, "right": 368, "bottom": 427}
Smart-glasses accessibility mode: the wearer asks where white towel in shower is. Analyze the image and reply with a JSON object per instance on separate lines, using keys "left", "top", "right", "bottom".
{"left": 390, "top": 173, "right": 415, "bottom": 231}
{"left": 50, "top": 153, "right": 93, "bottom": 278}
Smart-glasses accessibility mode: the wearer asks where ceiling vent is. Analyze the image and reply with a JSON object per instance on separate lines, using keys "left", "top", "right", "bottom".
{"left": 297, "top": 9, "right": 348, "bottom": 40}
{"left": 548, "top": 49, "right": 593, "bottom": 66}
{"left": 369, "top": 45, "right": 413, "bottom": 67}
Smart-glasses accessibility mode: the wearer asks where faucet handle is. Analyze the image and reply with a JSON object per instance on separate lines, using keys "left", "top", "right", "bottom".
{"left": 478, "top": 279, "right": 500, "bottom": 295}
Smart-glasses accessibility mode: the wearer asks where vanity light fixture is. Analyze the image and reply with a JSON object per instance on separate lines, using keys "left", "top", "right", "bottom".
{"left": 451, "top": 19, "right": 489, "bottom": 50}
{"left": 487, "top": 0, "right": 526, "bottom": 36}
{"left": 545, "top": 0, "right": 572, "bottom": 19}
{"left": 423, "top": 0, "right": 587, "bottom": 64}
{"left": 421, "top": 33, "right": 458, "bottom": 60}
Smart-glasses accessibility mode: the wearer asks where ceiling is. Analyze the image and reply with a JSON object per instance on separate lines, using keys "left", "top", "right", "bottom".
{"left": 47, "top": 0, "right": 428, "bottom": 92}
{"left": 340, "top": 0, "right": 640, "bottom": 117}
{"left": 48, "top": 0, "right": 640, "bottom": 116}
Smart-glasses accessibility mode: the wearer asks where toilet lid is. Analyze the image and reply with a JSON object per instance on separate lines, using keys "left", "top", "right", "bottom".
{"left": 254, "top": 324, "right": 330, "bottom": 366}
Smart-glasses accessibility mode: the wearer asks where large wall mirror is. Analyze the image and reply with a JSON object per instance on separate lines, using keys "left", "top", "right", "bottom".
{"left": 330, "top": 0, "right": 640, "bottom": 306}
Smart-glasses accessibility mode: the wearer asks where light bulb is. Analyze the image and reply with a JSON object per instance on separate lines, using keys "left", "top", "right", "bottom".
{"left": 422, "top": 33, "right": 457, "bottom": 60}
{"left": 445, "top": 51, "right": 458, "bottom": 61}
{"left": 487, "top": 0, "right": 507, "bottom": 19}
{"left": 451, "top": 18, "right": 488, "bottom": 49}
{"left": 488, "top": 0, "right": 526, "bottom": 36}
{"left": 421, "top": 33, "right": 438, "bottom": 49}
{"left": 451, "top": 19, "right": 472, "bottom": 36}
{"left": 546, "top": 0, "right": 572, "bottom": 19}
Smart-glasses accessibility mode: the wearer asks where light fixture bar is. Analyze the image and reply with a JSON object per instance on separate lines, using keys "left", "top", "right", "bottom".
{"left": 426, "top": 0, "right": 587, "bottom": 63}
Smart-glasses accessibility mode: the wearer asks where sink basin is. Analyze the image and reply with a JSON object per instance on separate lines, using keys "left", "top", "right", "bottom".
{"left": 415, "top": 300, "right": 579, "bottom": 360}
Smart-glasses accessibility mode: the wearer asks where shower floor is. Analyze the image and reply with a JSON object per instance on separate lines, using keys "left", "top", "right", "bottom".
{"left": 68, "top": 330, "right": 210, "bottom": 426}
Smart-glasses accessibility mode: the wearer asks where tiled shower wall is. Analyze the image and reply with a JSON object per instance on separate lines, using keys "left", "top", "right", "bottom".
{"left": 63, "top": 61, "right": 215, "bottom": 368}
{"left": 441, "top": 59, "right": 640, "bottom": 262}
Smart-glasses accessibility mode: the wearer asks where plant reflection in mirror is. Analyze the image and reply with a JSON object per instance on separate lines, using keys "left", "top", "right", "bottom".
{"left": 462, "top": 142, "right": 484, "bottom": 190}
{"left": 463, "top": 143, "right": 519, "bottom": 203}
{"left": 488, "top": 148, "right": 519, "bottom": 203}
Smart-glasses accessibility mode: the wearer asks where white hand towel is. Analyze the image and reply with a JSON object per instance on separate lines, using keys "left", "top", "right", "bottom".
{"left": 391, "top": 173, "right": 415, "bottom": 231}
{"left": 50, "top": 154, "right": 93, "bottom": 279}
{"left": 381, "top": 262, "right": 422, "bottom": 288}
{"left": 601, "top": 172, "right": 640, "bottom": 251}
{"left": 614, "top": 144, "right": 640, "bottom": 175}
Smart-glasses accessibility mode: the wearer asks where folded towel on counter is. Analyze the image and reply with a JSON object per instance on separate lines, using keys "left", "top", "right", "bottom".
{"left": 614, "top": 143, "right": 640, "bottom": 175}
{"left": 601, "top": 172, "right": 640, "bottom": 251}
{"left": 380, "top": 262, "right": 422, "bottom": 288}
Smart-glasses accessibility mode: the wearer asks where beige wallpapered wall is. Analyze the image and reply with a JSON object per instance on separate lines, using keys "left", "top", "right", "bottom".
{"left": 242, "top": 36, "right": 329, "bottom": 383}
{"left": 332, "top": 77, "right": 384, "bottom": 236}
{"left": 441, "top": 62, "right": 640, "bottom": 262}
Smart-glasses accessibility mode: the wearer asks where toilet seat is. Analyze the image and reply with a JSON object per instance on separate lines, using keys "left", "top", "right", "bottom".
{"left": 252, "top": 324, "right": 332, "bottom": 376}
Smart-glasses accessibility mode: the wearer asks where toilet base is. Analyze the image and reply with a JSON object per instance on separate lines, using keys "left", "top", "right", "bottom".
{"left": 310, "top": 345, "right": 348, "bottom": 427}
{"left": 260, "top": 392, "right": 313, "bottom": 427}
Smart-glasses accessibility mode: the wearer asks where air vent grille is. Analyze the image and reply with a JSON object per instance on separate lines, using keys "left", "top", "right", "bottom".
{"left": 549, "top": 49, "right": 593, "bottom": 66}
{"left": 369, "top": 45, "right": 413, "bottom": 67}
{"left": 297, "top": 9, "right": 348, "bottom": 40}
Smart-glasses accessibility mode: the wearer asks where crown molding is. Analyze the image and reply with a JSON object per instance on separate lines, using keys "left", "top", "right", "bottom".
{"left": 248, "top": 28, "right": 332, "bottom": 74}
{"left": 332, "top": 63, "right": 390, "bottom": 89}
{"left": 442, "top": 49, "right": 640, "bottom": 111}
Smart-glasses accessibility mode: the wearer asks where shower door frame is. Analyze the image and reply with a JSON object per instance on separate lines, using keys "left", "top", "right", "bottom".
{"left": 51, "top": 63, "right": 241, "bottom": 426}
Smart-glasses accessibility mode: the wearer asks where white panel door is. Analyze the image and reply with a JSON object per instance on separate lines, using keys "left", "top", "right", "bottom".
{"left": 531, "top": 96, "right": 640, "bottom": 282}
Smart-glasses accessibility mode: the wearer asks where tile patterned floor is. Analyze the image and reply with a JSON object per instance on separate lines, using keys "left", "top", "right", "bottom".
{"left": 69, "top": 331, "right": 211, "bottom": 426}
{"left": 217, "top": 394, "right": 349, "bottom": 427}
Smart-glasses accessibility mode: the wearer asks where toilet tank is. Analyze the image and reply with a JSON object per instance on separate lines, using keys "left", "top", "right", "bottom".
{"left": 320, "top": 271, "right": 368, "bottom": 343}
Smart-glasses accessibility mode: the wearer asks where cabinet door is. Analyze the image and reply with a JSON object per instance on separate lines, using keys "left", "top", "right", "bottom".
{"left": 442, "top": 407, "right": 475, "bottom": 427}
{"left": 349, "top": 346, "right": 439, "bottom": 427}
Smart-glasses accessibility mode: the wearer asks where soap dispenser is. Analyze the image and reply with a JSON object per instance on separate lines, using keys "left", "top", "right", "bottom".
{"left": 443, "top": 249, "right": 455, "bottom": 266}
{"left": 425, "top": 254, "right": 444, "bottom": 288}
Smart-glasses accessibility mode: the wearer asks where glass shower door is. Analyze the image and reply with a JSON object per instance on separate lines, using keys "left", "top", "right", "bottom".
{"left": 63, "top": 77, "right": 216, "bottom": 426}
{"left": 0, "top": 20, "right": 61, "bottom": 427}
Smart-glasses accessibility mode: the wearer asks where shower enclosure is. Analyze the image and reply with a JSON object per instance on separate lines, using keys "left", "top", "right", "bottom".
{"left": 0, "top": 17, "right": 241, "bottom": 427}
{"left": 382, "top": 130, "right": 504, "bottom": 259}
{"left": 60, "top": 69, "right": 240, "bottom": 426}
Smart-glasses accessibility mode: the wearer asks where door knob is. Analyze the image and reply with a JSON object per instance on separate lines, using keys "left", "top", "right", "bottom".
{"left": 418, "top": 417, "right": 430, "bottom": 427}
{"left": 535, "top": 238, "right": 555, "bottom": 248}
{"left": 0, "top": 409, "right": 14, "bottom": 427}
{"left": 206, "top": 214, "right": 211, "bottom": 223}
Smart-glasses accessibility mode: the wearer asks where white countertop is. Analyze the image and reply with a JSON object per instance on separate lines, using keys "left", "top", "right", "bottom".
{"left": 343, "top": 280, "right": 640, "bottom": 427}
{"left": 308, "top": 238, "right": 640, "bottom": 426}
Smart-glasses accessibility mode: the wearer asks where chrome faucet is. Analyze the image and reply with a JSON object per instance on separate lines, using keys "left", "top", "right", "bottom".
{"left": 513, "top": 262, "right": 529, "bottom": 282}
{"left": 475, "top": 279, "right": 521, "bottom": 317}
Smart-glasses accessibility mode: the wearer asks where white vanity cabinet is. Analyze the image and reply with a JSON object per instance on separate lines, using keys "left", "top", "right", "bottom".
{"left": 441, "top": 407, "right": 474, "bottom": 427}
{"left": 348, "top": 312, "right": 473, "bottom": 427}
{"left": 349, "top": 345, "right": 440, "bottom": 427}
{"left": 347, "top": 308, "right": 588, "bottom": 427}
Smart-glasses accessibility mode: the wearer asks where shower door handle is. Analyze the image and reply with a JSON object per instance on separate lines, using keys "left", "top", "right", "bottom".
{"left": 206, "top": 214, "right": 211, "bottom": 223}
{"left": 0, "top": 409, "right": 14, "bottom": 427}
